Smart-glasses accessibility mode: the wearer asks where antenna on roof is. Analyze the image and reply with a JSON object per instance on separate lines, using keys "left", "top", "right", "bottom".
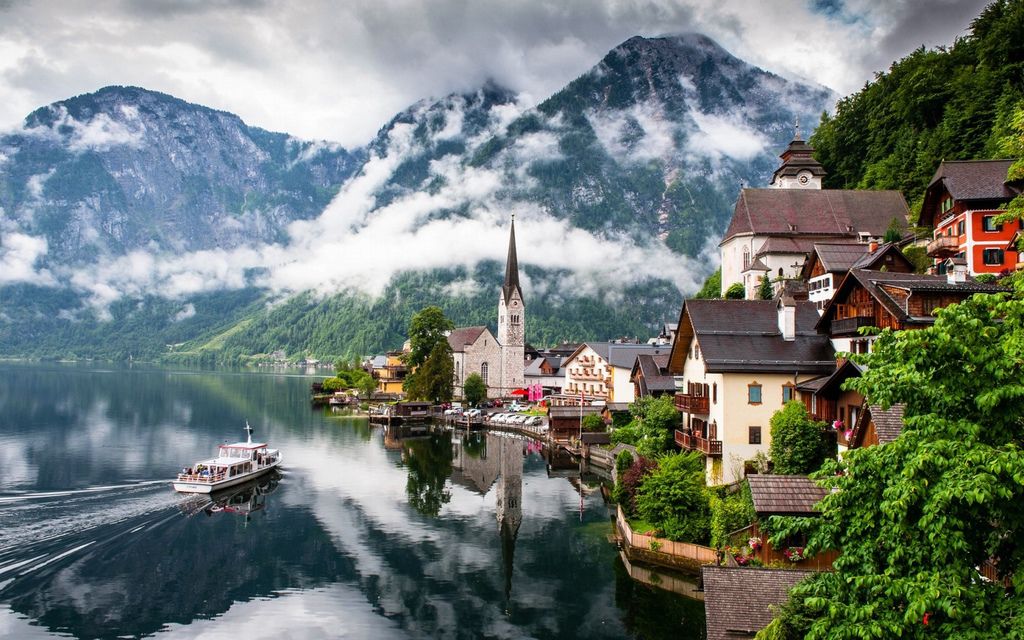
{"left": 245, "top": 421, "right": 253, "bottom": 444}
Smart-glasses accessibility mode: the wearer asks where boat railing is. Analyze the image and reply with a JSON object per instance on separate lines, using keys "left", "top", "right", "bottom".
{"left": 176, "top": 473, "right": 226, "bottom": 483}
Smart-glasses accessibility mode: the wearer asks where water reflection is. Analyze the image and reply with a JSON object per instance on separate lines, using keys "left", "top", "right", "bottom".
{"left": 0, "top": 363, "right": 704, "bottom": 639}
{"left": 177, "top": 470, "right": 282, "bottom": 520}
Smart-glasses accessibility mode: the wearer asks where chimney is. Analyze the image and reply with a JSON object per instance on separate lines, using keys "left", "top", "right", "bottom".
{"left": 777, "top": 297, "right": 796, "bottom": 341}
{"left": 868, "top": 240, "right": 879, "bottom": 253}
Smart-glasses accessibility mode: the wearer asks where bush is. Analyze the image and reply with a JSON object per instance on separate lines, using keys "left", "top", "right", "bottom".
{"left": 975, "top": 273, "right": 997, "bottom": 283}
{"left": 582, "top": 414, "right": 606, "bottom": 432}
{"left": 616, "top": 450, "right": 634, "bottom": 476}
{"left": 614, "top": 456, "right": 657, "bottom": 516}
{"left": 709, "top": 482, "right": 756, "bottom": 548}
{"left": 769, "top": 401, "right": 831, "bottom": 475}
{"left": 725, "top": 282, "right": 745, "bottom": 299}
{"left": 634, "top": 451, "right": 711, "bottom": 544}
{"left": 321, "top": 376, "right": 344, "bottom": 392}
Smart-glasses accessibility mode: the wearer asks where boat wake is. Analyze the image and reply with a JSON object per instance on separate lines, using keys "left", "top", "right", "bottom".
{"left": 0, "top": 479, "right": 180, "bottom": 588}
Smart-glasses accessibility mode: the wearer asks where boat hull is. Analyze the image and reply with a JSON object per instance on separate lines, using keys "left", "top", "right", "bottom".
{"left": 173, "top": 458, "right": 282, "bottom": 494}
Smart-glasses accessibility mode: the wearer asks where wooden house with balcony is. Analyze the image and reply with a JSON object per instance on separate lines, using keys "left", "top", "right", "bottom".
{"left": 801, "top": 241, "right": 913, "bottom": 313}
{"left": 816, "top": 268, "right": 1004, "bottom": 354}
{"left": 920, "top": 159, "right": 1022, "bottom": 275}
{"left": 372, "top": 350, "right": 409, "bottom": 396}
{"left": 742, "top": 474, "right": 838, "bottom": 571}
{"left": 668, "top": 299, "right": 834, "bottom": 486}
{"left": 795, "top": 359, "right": 865, "bottom": 449}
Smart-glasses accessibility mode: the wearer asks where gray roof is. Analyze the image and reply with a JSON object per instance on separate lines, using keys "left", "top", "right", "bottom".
{"left": 578, "top": 343, "right": 673, "bottom": 370}
{"left": 524, "top": 356, "right": 566, "bottom": 377}
{"left": 722, "top": 188, "right": 909, "bottom": 245}
{"left": 703, "top": 566, "right": 813, "bottom": 640}
{"left": 853, "top": 403, "right": 906, "bottom": 446}
{"left": 674, "top": 300, "right": 835, "bottom": 374}
{"left": 747, "top": 475, "right": 828, "bottom": 516}
{"left": 927, "top": 159, "right": 1017, "bottom": 202}
{"left": 633, "top": 354, "right": 676, "bottom": 393}
{"left": 447, "top": 326, "right": 488, "bottom": 352}
{"left": 549, "top": 406, "right": 604, "bottom": 418}
{"left": 811, "top": 242, "right": 870, "bottom": 273}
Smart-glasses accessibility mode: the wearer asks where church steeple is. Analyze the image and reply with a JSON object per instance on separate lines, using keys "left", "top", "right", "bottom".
{"left": 502, "top": 216, "right": 523, "bottom": 304}
{"left": 769, "top": 124, "right": 826, "bottom": 189}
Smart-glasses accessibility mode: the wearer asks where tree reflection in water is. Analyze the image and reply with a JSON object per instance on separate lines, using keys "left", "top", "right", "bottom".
{"left": 400, "top": 430, "right": 454, "bottom": 517}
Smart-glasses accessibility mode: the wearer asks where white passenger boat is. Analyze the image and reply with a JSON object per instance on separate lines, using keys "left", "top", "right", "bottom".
{"left": 173, "top": 423, "right": 283, "bottom": 493}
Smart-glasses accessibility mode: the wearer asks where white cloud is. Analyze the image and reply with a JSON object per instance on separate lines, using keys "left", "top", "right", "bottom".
{"left": 0, "top": 232, "right": 56, "bottom": 286}
{"left": 685, "top": 103, "right": 770, "bottom": 161}
{"left": 172, "top": 303, "right": 196, "bottom": 322}
{"left": 0, "top": 0, "right": 991, "bottom": 147}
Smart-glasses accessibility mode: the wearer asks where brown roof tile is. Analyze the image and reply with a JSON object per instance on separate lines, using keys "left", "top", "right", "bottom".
{"left": 447, "top": 326, "right": 488, "bottom": 352}
{"left": 747, "top": 474, "right": 828, "bottom": 516}
{"left": 722, "top": 188, "right": 909, "bottom": 244}
{"left": 869, "top": 403, "right": 905, "bottom": 444}
{"left": 703, "top": 566, "right": 813, "bottom": 640}
{"left": 928, "top": 159, "right": 1017, "bottom": 202}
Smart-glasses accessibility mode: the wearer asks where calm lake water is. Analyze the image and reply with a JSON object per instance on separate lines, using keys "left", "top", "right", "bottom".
{"left": 0, "top": 363, "right": 704, "bottom": 639}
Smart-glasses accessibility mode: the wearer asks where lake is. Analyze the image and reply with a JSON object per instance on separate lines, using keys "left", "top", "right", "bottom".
{"left": 0, "top": 363, "right": 704, "bottom": 639}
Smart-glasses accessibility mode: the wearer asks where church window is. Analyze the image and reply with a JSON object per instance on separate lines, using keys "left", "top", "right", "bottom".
{"left": 743, "top": 247, "right": 750, "bottom": 270}
{"left": 481, "top": 363, "right": 489, "bottom": 385}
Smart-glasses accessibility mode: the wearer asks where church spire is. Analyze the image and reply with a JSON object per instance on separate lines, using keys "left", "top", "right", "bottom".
{"left": 502, "top": 216, "right": 523, "bottom": 303}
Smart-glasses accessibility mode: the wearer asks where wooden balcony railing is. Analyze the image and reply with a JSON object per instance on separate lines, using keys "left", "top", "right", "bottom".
{"left": 832, "top": 315, "right": 874, "bottom": 335}
{"left": 674, "top": 393, "right": 710, "bottom": 414}
{"left": 674, "top": 430, "right": 722, "bottom": 456}
{"left": 926, "top": 235, "right": 960, "bottom": 257}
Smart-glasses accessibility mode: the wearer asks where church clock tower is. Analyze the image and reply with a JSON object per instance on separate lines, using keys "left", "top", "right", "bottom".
{"left": 497, "top": 217, "right": 525, "bottom": 396}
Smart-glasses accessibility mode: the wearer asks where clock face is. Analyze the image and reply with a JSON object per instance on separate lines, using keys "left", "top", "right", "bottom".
{"left": 798, "top": 174, "right": 809, "bottom": 184}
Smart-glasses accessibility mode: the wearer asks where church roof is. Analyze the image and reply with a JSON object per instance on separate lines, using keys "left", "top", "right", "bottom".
{"left": 721, "top": 188, "right": 909, "bottom": 245}
{"left": 502, "top": 218, "right": 523, "bottom": 304}
{"left": 447, "top": 326, "right": 488, "bottom": 352}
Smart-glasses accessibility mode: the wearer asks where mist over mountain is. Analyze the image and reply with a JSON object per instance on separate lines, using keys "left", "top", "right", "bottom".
{"left": 0, "top": 34, "right": 834, "bottom": 361}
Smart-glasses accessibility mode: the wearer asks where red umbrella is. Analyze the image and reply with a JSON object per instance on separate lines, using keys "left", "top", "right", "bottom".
{"left": 510, "top": 388, "right": 529, "bottom": 396}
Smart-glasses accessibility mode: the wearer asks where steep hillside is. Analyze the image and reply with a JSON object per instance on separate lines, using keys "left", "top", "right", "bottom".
{"left": 810, "top": 0, "right": 1024, "bottom": 215}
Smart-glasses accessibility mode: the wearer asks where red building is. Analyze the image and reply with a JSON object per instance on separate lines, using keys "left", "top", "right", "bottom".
{"left": 920, "top": 159, "right": 1023, "bottom": 275}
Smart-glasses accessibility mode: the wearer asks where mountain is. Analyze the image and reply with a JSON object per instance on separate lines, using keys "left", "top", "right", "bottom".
{"left": 0, "top": 35, "right": 835, "bottom": 362}
{"left": 0, "top": 85, "right": 364, "bottom": 264}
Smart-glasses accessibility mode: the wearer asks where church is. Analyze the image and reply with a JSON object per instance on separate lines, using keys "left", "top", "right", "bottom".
{"left": 719, "top": 129, "right": 910, "bottom": 298}
{"left": 449, "top": 218, "right": 526, "bottom": 399}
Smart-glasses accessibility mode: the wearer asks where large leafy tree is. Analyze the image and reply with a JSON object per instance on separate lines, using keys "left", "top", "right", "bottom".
{"left": 760, "top": 291, "right": 1024, "bottom": 639}
{"left": 405, "top": 306, "right": 454, "bottom": 368}
{"left": 768, "top": 400, "right": 830, "bottom": 475}
{"left": 403, "top": 306, "right": 455, "bottom": 401}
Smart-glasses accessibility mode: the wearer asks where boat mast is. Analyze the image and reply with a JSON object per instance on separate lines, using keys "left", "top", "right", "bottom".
{"left": 245, "top": 421, "right": 253, "bottom": 444}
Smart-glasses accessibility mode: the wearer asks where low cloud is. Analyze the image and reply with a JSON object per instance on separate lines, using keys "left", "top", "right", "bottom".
{"left": 685, "top": 104, "right": 770, "bottom": 162}
{"left": 52, "top": 95, "right": 709, "bottom": 315}
{"left": 0, "top": 231, "right": 56, "bottom": 286}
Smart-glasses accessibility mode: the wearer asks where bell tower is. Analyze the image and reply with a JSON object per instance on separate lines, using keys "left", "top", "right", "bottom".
{"left": 497, "top": 216, "right": 525, "bottom": 396}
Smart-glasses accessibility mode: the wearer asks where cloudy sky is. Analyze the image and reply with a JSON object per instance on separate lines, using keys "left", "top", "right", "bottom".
{"left": 0, "top": 0, "right": 989, "bottom": 147}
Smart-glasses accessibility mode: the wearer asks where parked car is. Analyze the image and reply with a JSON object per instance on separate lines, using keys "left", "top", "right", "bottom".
{"left": 508, "top": 402, "right": 527, "bottom": 412}
{"left": 443, "top": 408, "right": 463, "bottom": 416}
{"left": 465, "top": 408, "right": 482, "bottom": 418}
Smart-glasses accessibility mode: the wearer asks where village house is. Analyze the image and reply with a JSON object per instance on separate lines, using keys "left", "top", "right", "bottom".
{"left": 371, "top": 350, "right": 408, "bottom": 396}
{"left": 523, "top": 355, "right": 566, "bottom": 396}
{"left": 719, "top": 132, "right": 909, "bottom": 299}
{"left": 801, "top": 241, "right": 913, "bottom": 313}
{"left": 702, "top": 566, "right": 814, "bottom": 640}
{"left": 920, "top": 159, "right": 1022, "bottom": 275}
{"left": 668, "top": 299, "right": 835, "bottom": 486}
{"left": 629, "top": 353, "right": 675, "bottom": 399}
{"left": 563, "top": 343, "right": 672, "bottom": 405}
{"left": 848, "top": 403, "right": 906, "bottom": 449}
{"left": 797, "top": 266, "right": 1002, "bottom": 447}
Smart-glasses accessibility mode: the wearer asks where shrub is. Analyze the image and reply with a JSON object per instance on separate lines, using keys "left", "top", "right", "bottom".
{"left": 709, "top": 481, "right": 756, "bottom": 548}
{"left": 615, "top": 456, "right": 657, "bottom": 516}
{"left": 634, "top": 451, "right": 711, "bottom": 544}
{"left": 582, "top": 414, "right": 606, "bottom": 432}
{"left": 769, "top": 401, "right": 831, "bottom": 475}
{"left": 725, "top": 282, "right": 745, "bottom": 299}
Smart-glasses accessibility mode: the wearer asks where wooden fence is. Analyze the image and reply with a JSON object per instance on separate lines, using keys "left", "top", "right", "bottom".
{"left": 616, "top": 506, "right": 718, "bottom": 573}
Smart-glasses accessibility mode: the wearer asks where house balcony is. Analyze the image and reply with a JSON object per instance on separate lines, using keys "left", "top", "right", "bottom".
{"left": 573, "top": 369, "right": 605, "bottom": 381}
{"left": 674, "top": 429, "right": 722, "bottom": 456}
{"left": 832, "top": 315, "right": 874, "bottom": 335}
{"left": 926, "top": 235, "right": 961, "bottom": 258}
{"left": 674, "top": 393, "right": 709, "bottom": 414}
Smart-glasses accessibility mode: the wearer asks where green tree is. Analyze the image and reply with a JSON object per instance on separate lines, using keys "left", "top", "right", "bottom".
{"left": 463, "top": 372, "right": 487, "bottom": 406}
{"left": 768, "top": 401, "right": 829, "bottom": 475}
{"left": 695, "top": 268, "right": 722, "bottom": 299}
{"left": 883, "top": 217, "right": 904, "bottom": 243}
{"left": 405, "top": 341, "right": 454, "bottom": 402}
{"left": 758, "top": 274, "right": 773, "bottom": 300}
{"left": 996, "top": 101, "right": 1024, "bottom": 247}
{"left": 725, "top": 282, "right": 745, "bottom": 299}
{"left": 321, "top": 376, "right": 344, "bottom": 392}
{"left": 612, "top": 396, "right": 678, "bottom": 457}
{"left": 406, "top": 306, "right": 454, "bottom": 369}
{"left": 709, "top": 481, "right": 756, "bottom": 548}
{"left": 634, "top": 451, "right": 711, "bottom": 544}
{"left": 761, "top": 291, "right": 1024, "bottom": 638}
